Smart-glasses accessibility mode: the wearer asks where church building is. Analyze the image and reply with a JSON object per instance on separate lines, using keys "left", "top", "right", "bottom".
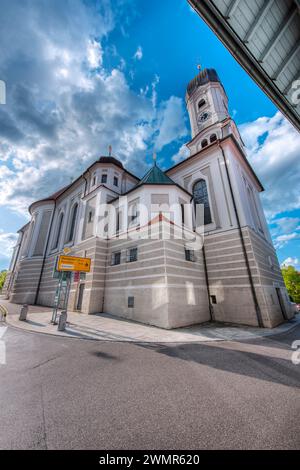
{"left": 4, "top": 68, "right": 293, "bottom": 328}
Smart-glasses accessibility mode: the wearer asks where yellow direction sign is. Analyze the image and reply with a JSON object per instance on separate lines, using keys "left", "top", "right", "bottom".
{"left": 57, "top": 255, "right": 91, "bottom": 273}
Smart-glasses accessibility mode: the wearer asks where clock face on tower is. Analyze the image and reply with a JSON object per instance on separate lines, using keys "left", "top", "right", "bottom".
{"left": 197, "top": 111, "right": 211, "bottom": 125}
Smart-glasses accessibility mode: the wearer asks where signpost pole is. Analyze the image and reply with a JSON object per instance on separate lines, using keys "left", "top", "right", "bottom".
{"left": 51, "top": 272, "right": 62, "bottom": 324}
{"left": 53, "top": 254, "right": 91, "bottom": 330}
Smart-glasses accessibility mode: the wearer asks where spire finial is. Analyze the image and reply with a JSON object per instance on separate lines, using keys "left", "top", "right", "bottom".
{"left": 108, "top": 145, "right": 112, "bottom": 156}
{"left": 153, "top": 152, "right": 157, "bottom": 165}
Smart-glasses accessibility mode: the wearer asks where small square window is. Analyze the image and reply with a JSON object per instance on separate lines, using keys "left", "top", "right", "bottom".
{"left": 127, "top": 247, "right": 138, "bottom": 262}
{"left": 211, "top": 295, "right": 217, "bottom": 304}
{"left": 185, "top": 249, "right": 195, "bottom": 262}
{"left": 111, "top": 252, "right": 121, "bottom": 265}
{"left": 101, "top": 174, "right": 107, "bottom": 184}
{"left": 128, "top": 296, "right": 134, "bottom": 308}
{"left": 113, "top": 176, "right": 118, "bottom": 186}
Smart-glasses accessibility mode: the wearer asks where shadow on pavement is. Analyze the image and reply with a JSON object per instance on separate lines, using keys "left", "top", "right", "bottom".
{"left": 90, "top": 351, "right": 118, "bottom": 360}
{"left": 26, "top": 320, "right": 47, "bottom": 327}
{"left": 136, "top": 341, "right": 300, "bottom": 389}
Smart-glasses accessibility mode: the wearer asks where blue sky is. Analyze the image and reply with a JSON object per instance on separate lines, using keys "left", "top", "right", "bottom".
{"left": 0, "top": 0, "right": 299, "bottom": 270}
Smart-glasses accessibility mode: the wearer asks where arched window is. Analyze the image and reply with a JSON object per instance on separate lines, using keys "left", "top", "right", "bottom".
{"left": 68, "top": 203, "right": 78, "bottom": 242}
{"left": 193, "top": 179, "right": 212, "bottom": 225}
{"left": 210, "top": 134, "right": 217, "bottom": 143}
{"left": 53, "top": 212, "right": 64, "bottom": 249}
{"left": 201, "top": 139, "right": 208, "bottom": 148}
{"left": 198, "top": 99, "right": 206, "bottom": 109}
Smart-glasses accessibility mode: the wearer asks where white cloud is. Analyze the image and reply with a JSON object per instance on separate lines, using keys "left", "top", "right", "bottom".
{"left": 281, "top": 257, "right": 300, "bottom": 268}
{"left": 0, "top": 1, "right": 187, "bottom": 218}
{"left": 240, "top": 111, "right": 300, "bottom": 218}
{"left": 0, "top": 230, "right": 18, "bottom": 260}
{"left": 271, "top": 217, "right": 300, "bottom": 235}
{"left": 273, "top": 232, "right": 300, "bottom": 249}
{"left": 133, "top": 45, "right": 143, "bottom": 61}
{"left": 270, "top": 216, "right": 300, "bottom": 249}
{"left": 155, "top": 96, "right": 188, "bottom": 151}
{"left": 87, "top": 39, "right": 103, "bottom": 69}
{"left": 171, "top": 144, "right": 190, "bottom": 164}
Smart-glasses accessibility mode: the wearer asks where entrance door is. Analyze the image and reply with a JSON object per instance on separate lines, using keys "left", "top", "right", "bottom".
{"left": 275, "top": 287, "right": 287, "bottom": 320}
{"left": 77, "top": 283, "right": 85, "bottom": 311}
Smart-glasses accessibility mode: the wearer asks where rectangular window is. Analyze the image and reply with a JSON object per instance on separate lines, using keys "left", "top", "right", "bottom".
{"left": 185, "top": 248, "right": 195, "bottom": 262}
{"left": 113, "top": 176, "right": 118, "bottom": 186}
{"left": 127, "top": 247, "right": 138, "bottom": 263}
{"left": 211, "top": 295, "right": 217, "bottom": 304}
{"left": 92, "top": 176, "right": 96, "bottom": 186}
{"left": 111, "top": 251, "right": 121, "bottom": 266}
{"left": 88, "top": 211, "right": 93, "bottom": 223}
{"left": 128, "top": 296, "right": 134, "bottom": 308}
{"left": 101, "top": 174, "right": 107, "bottom": 184}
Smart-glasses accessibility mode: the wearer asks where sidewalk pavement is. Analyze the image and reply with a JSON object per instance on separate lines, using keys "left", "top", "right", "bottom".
{"left": 1, "top": 298, "right": 299, "bottom": 343}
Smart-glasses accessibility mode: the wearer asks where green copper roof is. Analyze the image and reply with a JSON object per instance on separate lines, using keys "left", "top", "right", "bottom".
{"left": 138, "top": 163, "right": 175, "bottom": 186}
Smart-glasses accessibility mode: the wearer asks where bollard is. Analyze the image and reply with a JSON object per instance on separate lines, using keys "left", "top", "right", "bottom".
{"left": 19, "top": 304, "right": 28, "bottom": 321}
{"left": 57, "top": 310, "right": 67, "bottom": 331}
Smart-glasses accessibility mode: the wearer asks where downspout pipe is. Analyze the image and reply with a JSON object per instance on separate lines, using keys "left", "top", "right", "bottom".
{"left": 191, "top": 195, "right": 214, "bottom": 322}
{"left": 219, "top": 143, "right": 264, "bottom": 327}
{"left": 202, "top": 244, "right": 214, "bottom": 321}
{"left": 34, "top": 200, "right": 57, "bottom": 305}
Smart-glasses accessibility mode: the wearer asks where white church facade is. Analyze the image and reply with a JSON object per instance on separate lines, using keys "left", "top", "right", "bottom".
{"left": 4, "top": 68, "right": 293, "bottom": 328}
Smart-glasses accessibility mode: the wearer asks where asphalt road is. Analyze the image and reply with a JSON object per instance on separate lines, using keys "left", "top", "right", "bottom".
{"left": 0, "top": 324, "right": 300, "bottom": 450}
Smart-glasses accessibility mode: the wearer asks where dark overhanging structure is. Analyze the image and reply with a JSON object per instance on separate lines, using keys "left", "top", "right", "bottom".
{"left": 188, "top": 0, "right": 300, "bottom": 132}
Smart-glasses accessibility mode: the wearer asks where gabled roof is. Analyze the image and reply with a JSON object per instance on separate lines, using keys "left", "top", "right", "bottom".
{"left": 137, "top": 162, "right": 176, "bottom": 186}
{"left": 109, "top": 162, "right": 192, "bottom": 203}
{"left": 166, "top": 133, "right": 264, "bottom": 192}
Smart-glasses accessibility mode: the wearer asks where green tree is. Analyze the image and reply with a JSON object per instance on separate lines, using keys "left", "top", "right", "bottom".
{"left": 281, "top": 266, "right": 300, "bottom": 304}
{"left": 0, "top": 270, "right": 7, "bottom": 291}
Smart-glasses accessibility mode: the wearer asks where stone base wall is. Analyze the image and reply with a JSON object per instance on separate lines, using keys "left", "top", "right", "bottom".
{"left": 6, "top": 225, "right": 293, "bottom": 330}
{"left": 35, "top": 237, "right": 107, "bottom": 314}
{"left": 164, "top": 238, "right": 210, "bottom": 328}
{"left": 247, "top": 228, "right": 293, "bottom": 325}
{"left": 204, "top": 227, "right": 293, "bottom": 328}
{"left": 9, "top": 257, "right": 44, "bottom": 305}
{"left": 103, "top": 224, "right": 210, "bottom": 329}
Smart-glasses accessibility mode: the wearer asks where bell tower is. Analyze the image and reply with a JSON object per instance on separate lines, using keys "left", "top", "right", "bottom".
{"left": 186, "top": 68, "right": 229, "bottom": 140}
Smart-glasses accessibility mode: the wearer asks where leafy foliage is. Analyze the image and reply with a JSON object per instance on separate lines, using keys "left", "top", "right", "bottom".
{"left": 0, "top": 270, "right": 7, "bottom": 291}
{"left": 281, "top": 266, "right": 300, "bottom": 304}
